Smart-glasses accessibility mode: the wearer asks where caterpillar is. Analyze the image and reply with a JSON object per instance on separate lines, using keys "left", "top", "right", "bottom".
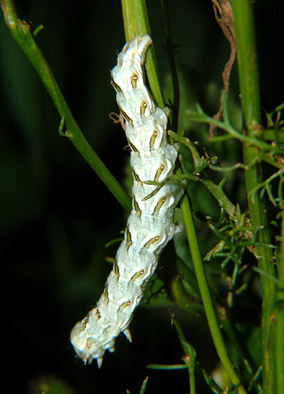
{"left": 70, "top": 35, "right": 185, "bottom": 368}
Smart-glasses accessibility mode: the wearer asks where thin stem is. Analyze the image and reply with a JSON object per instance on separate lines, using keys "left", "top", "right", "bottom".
{"left": 200, "top": 178, "right": 237, "bottom": 218}
{"left": 121, "top": 1, "right": 250, "bottom": 391}
{"left": 276, "top": 212, "right": 284, "bottom": 394}
{"left": 188, "top": 107, "right": 282, "bottom": 155}
{"left": 121, "top": 0, "right": 165, "bottom": 108}
{"left": 181, "top": 194, "right": 247, "bottom": 394}
{"left": 161, "top": 0, "right": 180, "bottom": 132}
{"left": 231, "top": 1, "right": 276, "bottom": 392}
{"left": 1, "top": 0, "right": 131, "bottom": 213}
{"left": 121, "top": 2, "right": 246, "bottom": 389}
{"left": 173, "top": 319, "right": 196, "bottom": 394}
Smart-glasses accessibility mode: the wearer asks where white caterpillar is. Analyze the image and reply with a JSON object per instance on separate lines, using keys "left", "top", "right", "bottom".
{"left": 70, "top": 35, "right": 185, "bottom": 367}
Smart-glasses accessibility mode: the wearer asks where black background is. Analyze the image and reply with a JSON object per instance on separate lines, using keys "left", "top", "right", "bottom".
{"left": 0, "top": 0, "right": 283, "bottom": 393}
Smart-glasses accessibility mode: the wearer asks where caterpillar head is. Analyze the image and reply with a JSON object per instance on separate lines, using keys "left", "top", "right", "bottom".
{"left": 111, "top": 34, "right": 152, "bottom": 93}
{"left": 117, "top": 34, "right": 152, "bottom": 69}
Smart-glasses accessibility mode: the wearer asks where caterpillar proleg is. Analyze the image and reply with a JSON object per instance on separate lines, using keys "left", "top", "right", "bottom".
{"left": 70, "top": 35, "right": 185, "bottom": 367}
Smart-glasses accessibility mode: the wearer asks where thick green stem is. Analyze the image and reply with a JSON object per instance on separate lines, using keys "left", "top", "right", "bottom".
{"left": 161, "top": 0, "right": 180, "bottom": 132}
{"left": 231, "top": 1, "right": 276, "bottom": 392}
{"left": 181, "top": 194, "right": 247, "bottom": 394}
{"left": 1, "top": 0, "right": 131, "bottom": 213}
{"left": 121, "top": 1, "right": 251, "bottom": 391}
{"left": 276, "top": 213, "right": 284, "bottom": 394}
{"left": 121, "top": 0, "right": 165, "bottom": 108}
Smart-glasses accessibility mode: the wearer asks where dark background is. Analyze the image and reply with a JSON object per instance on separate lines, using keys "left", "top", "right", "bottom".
{"left": 0, "top": 0, "right": 282, "bottom": 393}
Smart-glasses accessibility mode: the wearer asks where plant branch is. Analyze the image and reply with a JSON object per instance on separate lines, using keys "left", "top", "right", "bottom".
{"left": 161, "top": 0, "right": 180, "bottom": 132}
{"left": 1, "top": 0, "right": 131, "bottom": 213}
{"left": 231, "top": 1, "right": 276, "bottom": 392}
{"left": 187, "top": 99, "right": 283, "bottom": 156}
{"left": 121, "top": 0, "right": 165, "bottom": 109}
{"left": 180, "top": 193, "right": 247, "bottom": 393}
{"left": 276, "top": 212, "right": 284, "bottom": 394}
{"left": 121, "top": 2, "right": 250, "bottom": 391}
{"left": 173, "top": 318, "right": 197, "bottom": 394}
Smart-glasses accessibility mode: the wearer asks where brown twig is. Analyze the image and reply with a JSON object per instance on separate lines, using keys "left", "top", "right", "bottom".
{"left": 210, "top": 0, "right": 236, "bottom": 138}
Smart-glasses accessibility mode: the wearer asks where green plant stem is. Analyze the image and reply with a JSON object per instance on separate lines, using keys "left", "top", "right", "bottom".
{"left": 173, "top": 319, "right": 196, "bottom": 394}
{"left": 122, "top": 2, "right": 245, "bottom": 390}
{"left": 276, "top": 212, "right": 284, "bottom": 394}
{"left": 121, "top": 0, "right": 136, "bottom": 39}
{"left": 161, "top": 0, "right": 180, "bottom": 132}
{"left": 231, "top": 1, "right": 276, "bottom": 392}
{"left": 1, "top": 0, "right": 131, "bottom": 213}
{"left": 121, "top": 0, "right": 165, "bottom": 108}
{"left": 188, "top": 106, "right": 282, "bottom": 155}
{"left": 219, "top": 311, "right": 256, "bottom": 377}
{"left": 181, "top": 194, "right": 247, "bottom": 394}
{"left": 201, "top": 178, "right": 236, "bottom": 218}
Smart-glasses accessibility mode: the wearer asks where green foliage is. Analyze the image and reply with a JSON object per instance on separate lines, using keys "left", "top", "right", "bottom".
{"left": 125, "top": 377, "right": 149, "bottom": 394}
{"left": 1, "top": 0, "right": 283, "bottom": 393}
{"left": 28, "top": 375, "right": 74, "bottom": 394}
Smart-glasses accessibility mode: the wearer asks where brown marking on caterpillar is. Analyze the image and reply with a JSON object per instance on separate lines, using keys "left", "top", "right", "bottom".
{"left": 125, "top": 227, "right": 133, "bottom": 250}
{"left": 143, "top": 235, "right": 160, "bottom": 249}
{"left": 119, "top": 300, "right": 131, "bottom": 311}
{"left": 140, "top": 101, "right": 147, "bottom": 115}
{"left": 130, "top": 269, "right": 145, "bottom": 282}
{"left": 111, "top": 80, "right": 122, "bottom": 93}
{"left": 133, "top": 170, "right": 142, "bottom": 183}
{"left": 154, "top": 164, "right": 165, "bottom": 182}
{"left": 93, "top": 307, "right": 101, "bottom": 320}
{"left": 130, "top": 73, "right": 138, "bottom": 89}
{"left": 103, "top": 286, "right": 109, "bottom": 302}
{"left": 133, "top": 198, "right": 142, "bottom": 216}
{"left": 113, "top": 260, "right": 120, "bottom": 277}
{"left": 128, "top": 140, "right": 139, "bottom": 153}
{"left": 81, "top": 316, "right": 89, "bottom": 330}
{"left": 149, "top": 129, "right": 158, "bottom": 150}
{"left": 120, "top": 108, "right": 133, "bottom": 124}
{"left": 153, "top": 196, "right": 167, "bottom": 215}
